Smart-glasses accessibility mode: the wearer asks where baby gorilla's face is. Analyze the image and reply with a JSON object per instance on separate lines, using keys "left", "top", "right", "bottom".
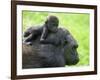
{"left": 47, "top": 23, "right": 58, "bottom": 32}
{"left": 46, "top": 16, "right": 59, "bottom": 32}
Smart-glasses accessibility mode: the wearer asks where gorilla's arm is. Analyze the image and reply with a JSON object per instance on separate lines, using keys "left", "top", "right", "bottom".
{"left": 40, "top": 27, "right": 48, "bottom": 41}
{"left": 40, "top": 37, "right": 60, "bottom": 46}
{"left": 24, "top": 26, "right": 43, "bottom": 37}
{"left": 23, "top": 26, "right": 43, "bottom": 43}
{"left": 40, "top": 28, "right": 69, "bottom": 46}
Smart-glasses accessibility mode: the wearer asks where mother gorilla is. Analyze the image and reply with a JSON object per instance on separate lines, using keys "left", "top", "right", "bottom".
{"left": 22, "top": 16, "right": 79, "bottom": 68}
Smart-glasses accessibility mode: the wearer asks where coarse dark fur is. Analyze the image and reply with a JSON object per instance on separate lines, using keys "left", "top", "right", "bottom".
{"left": 23, "top": 16, "right": 59, "bottom": 45}
{"left": 22, "top": 27, "right": 79, "bottom": 68}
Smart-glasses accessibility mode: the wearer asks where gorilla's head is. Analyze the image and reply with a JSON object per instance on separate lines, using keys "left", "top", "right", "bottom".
{"left": 64, "top": 34, "right": 79, "bottom": 65}
{"left": 45, "top": 15, "right": 59, "bottom": 32}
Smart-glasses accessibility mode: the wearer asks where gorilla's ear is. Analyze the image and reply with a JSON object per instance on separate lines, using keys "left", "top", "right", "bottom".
{"left": 64, "top": 36, "right": 68, "bottom": 43}
{"left": 65, "top": 36, "right": 68, "bottom": 42}
{"left": 61, "top": 36, "right": 68, "bottom": 46}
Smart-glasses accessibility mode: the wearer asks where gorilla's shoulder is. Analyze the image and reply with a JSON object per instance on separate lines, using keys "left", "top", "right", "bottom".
{"left": 58, "top": 27, "right": 70, "bottom": 35}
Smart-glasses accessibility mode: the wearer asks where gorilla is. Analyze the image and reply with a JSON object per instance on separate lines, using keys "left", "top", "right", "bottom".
{"left": 22, "top": 42, "right": 65, "bottom": 68}
{"left": 23, "top": 15, "right": 59, "bottom": 45}
{"left": 22, "top": 28, "right": 79, "bottom": 68}
{"left": 22, "top": 16, "right": 79, "bottom": 69}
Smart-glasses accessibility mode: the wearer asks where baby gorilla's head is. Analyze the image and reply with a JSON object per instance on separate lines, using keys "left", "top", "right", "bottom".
{"left": 45, "top": 15, "right": 59, "bottom": 32}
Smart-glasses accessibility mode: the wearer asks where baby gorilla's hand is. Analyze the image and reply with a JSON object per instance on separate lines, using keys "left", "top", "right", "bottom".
{"left": 23, "top": 41, "right": 32, "bottom": 45}
{"left": 40, "top": 38, "right": 45, "bottom": 43}
{"left": 26, "top": 42, "right": 32, "bottom": 45}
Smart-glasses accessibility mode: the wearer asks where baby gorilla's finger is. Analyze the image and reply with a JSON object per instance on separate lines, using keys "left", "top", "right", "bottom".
{"left": 24, "top": 34, "right": 33, "bottom": 42}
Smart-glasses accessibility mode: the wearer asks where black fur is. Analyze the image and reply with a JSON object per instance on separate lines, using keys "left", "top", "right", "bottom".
{"left": 22, "top": 16, "right": 79, "bottom": 68}
{"left": 23, "top": 16, "right": 59, "bottom": 45}
{"left": 22, "top": 28, "right": 79, "bottom": 68}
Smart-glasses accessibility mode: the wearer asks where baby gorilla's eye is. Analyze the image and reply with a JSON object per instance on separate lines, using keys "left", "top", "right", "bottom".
{"left": 48, "top": 22, "right": 57, "bottom": 27}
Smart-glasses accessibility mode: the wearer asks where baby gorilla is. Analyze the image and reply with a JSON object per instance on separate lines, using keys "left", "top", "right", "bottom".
{"left": 23, "top": 15, "right": 59, "bottom": 45}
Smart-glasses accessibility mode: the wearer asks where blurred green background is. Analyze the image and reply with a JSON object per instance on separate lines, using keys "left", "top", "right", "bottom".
{"left": 22, "top": 11, "right": 90, "bottom": 66}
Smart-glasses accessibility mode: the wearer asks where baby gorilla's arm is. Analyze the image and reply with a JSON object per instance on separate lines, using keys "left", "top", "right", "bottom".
{"left": 23, "top": 34, "right": 34, "bottom": 45}
{"left": 40, "top": 36, "right": 60, "bottom": 46}
{"left": 24, "top": 34, "right": 33, "bottom": 42}
{"left": 23, "top": 26, "right": 43, "bottom": 45}
{"left": 40, "top": 27, "right": 48, "bottom": 41}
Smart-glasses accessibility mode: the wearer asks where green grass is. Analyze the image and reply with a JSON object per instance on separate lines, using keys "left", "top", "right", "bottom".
{"left": 22, "top": 11, "right": 90, "bottom": 66}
